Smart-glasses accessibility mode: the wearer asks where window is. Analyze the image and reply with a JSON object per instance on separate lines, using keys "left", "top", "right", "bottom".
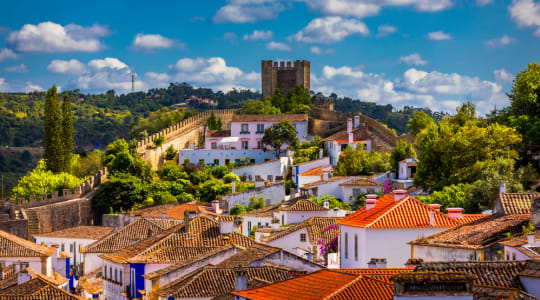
{"left": 282, "top": 214, "right": 284, "bottom": 225}
{"left": 264, "top": 158, "right": 271, "bottom": 162}
{"left": 198, "top": 159, "right": 205, "bottom": 165}
{"left": 257, "top": 124, "right": 264, "bottom": 133}
{"left": 300, "top": 233, "right": 307, "bottom": 242}
{"left": 224, "top": 158, "right": 231, "bottom": 165}
{"left": 119, "top": 270, "right": 122, "bottom": 284}
{"left": 258, "top": 222, "right": 261, "bottom": 227}
{"left": 248, "top": 221, "right": 252, "bottom": 232}
{"left": 267, "top": 175, "right": 273, "bottom": 182}
{"left": 211, "top": 142, "right": 217, "bottom": 149}
{"left": 110, "top": 267, "right": 113, "bottom": 280}
{"left": 213, "top": 159, "right": 220, "bottom": 166}
{"left": 61, "top": 244, "right": 64, "bottom": 252}
{"left": 241, "top": 141, "right": 249, "bottom": 149}
{"left": 250, "top": 158, "right": 256, "bottom": 164}
{"left": 241, "top": 124, "right": 249, "bottom": 133}
{"left": 235, "top": 158, "right": 241, "bottom": 165}
{"left": 184, "top": 159, "right": 190, "bottom": 165}
{"left": 70, "top": 244, "right": 73, "bottom": 252}
{"left": 352, "top": 188, "right": 362, "bottom": 197}
{"left": 512, "top": 253, "right": 516, "bottom": 261}
{"left": 345, "top": 233, "right": 349, "bottom": 259}
{"left": 104, "top": 266, "right": 107, "bottom": 279}
{"left": 115, "top": 269, "right": 117, "bottom": 282}
{"left": 265, "top": 222, "right": 269, "bottom": 227}
{"left": 506, "top": 254, "right": 509, "bottom": 260}
{"left": 354, "top": 234, "right": 358, "bottom": 261}
{"left": 257, "top": 141, "right": 262, "bottom": 149}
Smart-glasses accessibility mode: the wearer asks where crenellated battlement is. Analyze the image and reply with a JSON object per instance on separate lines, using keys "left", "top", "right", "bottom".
{"left": 261, "top": 59, "right": 310, "bottom": 99}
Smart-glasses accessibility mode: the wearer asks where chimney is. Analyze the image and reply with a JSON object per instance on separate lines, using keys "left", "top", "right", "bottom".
{"left": 322, "top": 171, "right": 329, "bottom": 181}
{"left": 428, "top": 204, "right": 441, "bottom": 212}
{"left": 354, "top": 115, "right": 360, "bottom": 128}
{"left": 527, "top": 234, "right": 537, "bottom": 246}
{"left": 347, "top": 118, "right": 352, "bottom": 134}
{"left": 367, "top": 258, "right": 387, "bottom": 268}
{"left": 319, "top": 148, "right": 323, "bottom": 159}
{"left": 500, "top": 183, "right": 506, "bottom": 194}
{"left": 405, "top": 258, "right": 423, "bottom": 269}
{"left": 348, "top": 132, "right": 353, "bottom": 145}
{"left": 447, "top": 207, "right": 463, "bottom": 219}
{"left": 429, "top": 211, "right": 435, "bottom": 226}
{"left": 17, "top": 264, "right": 30, "bottom": 285}
{"left": 394, "top": 190, "right": 406, "bottom": 202}
{"left": 366, "top": 194, "right": 377, "bottom": 211}
{"left": 211, "top": 200, "right": 221, "bottom": 214}
{"left": 532, "top": 197, "right": 540, "bottom": 228}
{"left": 323, "top": 199, "right": 330, "bottom": 209}
{"left": 234, "top": 267, "right": 248, "bottom": 291}
{"left": 161, "top": 212, "right": 168, "bottom": 219}
{"left": 232, "top": 180, "right": 236, "bottom": 194}
{"left": 184, "top": 210, "right": 195, "bottom": 232}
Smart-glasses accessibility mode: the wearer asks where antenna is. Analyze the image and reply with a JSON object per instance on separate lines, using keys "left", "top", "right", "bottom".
{"left": 131, "top": 73, "right": 135, "bottom": 93}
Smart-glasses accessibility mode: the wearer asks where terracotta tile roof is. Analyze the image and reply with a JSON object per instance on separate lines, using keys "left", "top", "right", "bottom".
{"left": 391, "top": 271, "right": 476, "bottom": 283}
{"left": 498, "top": 193, "right": 540, "bottom": 215}
{"left": 336, "top": 268, "right": 412, "bottom": 282}
{"left": 0, "top": 266, "right": 17, "bottom": 290}
{"left": 338, "top": 178, "right": 382, "bottom": 187}
{"left": 519, "top": 260, "right": 540, "bottom": 278}
{"left": 499, "top": 231, "right": 540, "bottom": 247}
{"left": 416, "top": 261, "right": 529, "bottom": 288}
{"left": 338, "top": 194, "right": 461, "bottom": 229}
{"left": 280, "top": 198, "right": 328, "bottom": 212}
{"left": 207, "top": 129, "right": 231, "bottom": 137}
{"left": 129, "top": 202, "right": 219, "bottom": 219}
{"left": 128, "top": 203, "right": 181, "bottom": 217}
{"left": 217, "top": 244, "right": 281, "bottom": 268}
{"left": 0, "top": 230, "right": 55, "bottom": 257}
{"left": 232, "top": 269, "right": 358, "bottom": 300}
{"left": 79, "top": 277, "right": 102, "bottom": 295}
{"left": 322, "top": 127, "right": 371, "bottom": 142}
{"left": 261, "top": 217, "right": 340, "bottom": 245}
{"left": 157, "top": 265, "right": 289, "bottom": 299}
{"left": 241, "top": 204, "right": 280, "bottom": 217}
{"left": 80, "top": 217, "right": 182, "bottom": 254}
{"left": 473, "top": 285, "right": 537, "bottom": 300}
{"left": 33, "top": 226, "right": 114, "bottom": 240}
{"left": 0, "top": 277, "right": 82, "bottom": 299}
{"left": 220, "top": 215, "right": 235, "bottom": 222}
{"left": 458, "top": 214, "right": 489, "bottom": 224}
{"left": 409, "top": 214, "right": 530, "bottom": 250}
{"left": 232, "top": 114, "right": 308, "bottom": 123}
{"left": 27, "top": 267, "right": 69, "bottom": 286}
{"left": 300, "top": 176, "right": 353, "bottom": 189}
{"left": 327, "top": 275, "right": 394, "bottom": 300}
{"left": 298, "top": 165, "right": 332, "bottom": 177}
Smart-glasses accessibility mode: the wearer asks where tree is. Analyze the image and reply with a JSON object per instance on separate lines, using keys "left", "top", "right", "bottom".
{"left": 207, "top": 112, "right": 222, "bottom": 130}
{"left": 334, "top": 145, "right": 391, "bottom": 176}
{"left": 92, "top": 174, "right": 147, "bottom": 215}
{"left": 61, "top": 92, "right": 74, "bottom": 173}
{"left": 154, "top": 136, "right": 164, "bottom": 149}
{"left": 248, "top": 195, "right": 265, "bottom": 210}
{"left": 310, "top": 194, "right": 351, "bottom": 210}
{"left": 72, "top": 150, "right": 104, "bottom": 178}
{"left": 165, "top": 145, "right": 177, "bottom": 161}
{"left": 407, "top": 111, "right": 435, "bottom": 135}
{"left": 44, "top": 86, "right": 62, "bottom": 173}
{"left": 230, "top": 204, "right": 247, "bottom": 215}
{"left": 238, "top": 99, "right": 281, "bottom": 115}
{"left": 390, "top": 140, "right": 416, "bottom": 172}
{"left": 261, "top": 120, "right": 299, "bottom": 158}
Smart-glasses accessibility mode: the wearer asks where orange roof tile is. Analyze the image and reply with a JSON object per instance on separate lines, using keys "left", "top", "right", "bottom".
{"left": 336, "top": 268, "right": 412, "bottom": 282}
{"left": 327, "top": 275, "right": 393, "bottom": 300}
{"left": 0, "top": 230, "right": 55, "bottom": 257}
{"left": 34, "top": 226, "right": 114, "bottom": 240}
{"left": 298, "top": 165, "right": 331, "bottom": 177}
{"left": 497, "top": 193, "right": 539, "bottom": 215}
{"left": 337, "top": 194, "right": 461, "bottom": 229}
{"left": 458, "top": 214, "right": 489, "bottom": 224}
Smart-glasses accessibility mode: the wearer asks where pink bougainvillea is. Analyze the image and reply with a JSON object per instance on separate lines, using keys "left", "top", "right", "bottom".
{"left": 317, "top": 224, "right": 339, "bottom": 266}
{"left": 383, "top": 179, "right": 392, "bottom": 194}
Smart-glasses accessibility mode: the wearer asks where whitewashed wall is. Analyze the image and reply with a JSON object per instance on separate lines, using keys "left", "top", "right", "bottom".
{"left": 232, "top": 157, "right": 290, "bottom": 182}
{"left": 82, "top": 253, "right": 102, "bottom": 274}
{"left": 412, "top": 245, "right": 482, "bottom": 262}
{"left": 305, "top": 177, "right": 352, "bottom": 200}
{"left": 504, "top": 246, "right": 531, "bottom": 261}
{"left": 341, "top": 185, "right": 382, "bottom": 205}
{"left": 241, "top": 216, "right": 274, "bottom": 236}
{"left": 265, "top": 227, "right": 312, "bottom": 255}
{"left": 280, "top": 211, "right": 329, "bottom": 225}
{"left": 178, "top": 149, "right": 277, "bottom": 166}
{"left": 35, "top": 236, "right": 97, "bottom": 266}
{"left": 221, "top": 183, "right": 285, "bottom": 211}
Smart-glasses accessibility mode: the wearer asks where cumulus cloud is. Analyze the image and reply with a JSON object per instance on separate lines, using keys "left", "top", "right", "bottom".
{"left": 0, "top": 48, "right": 18, "bottom": 61}
{"left": 244, "top": 30, "right": 273, "bottom": 41}
{"left": 310, "top": 46, "right": 335, "bottom": 54}
{"left": 494, "top": 68, "right": 514, "bottom": 83}
{"left": 4, "top": 64, "right": 28, "bottom": 73}
{"left": 88, "top": 57, "right": 128, "bottom": 70}
{"left": 6, "top": 22, "right": 109, "bottom": 53}
{"left": 169, "top": 57, "right": 259, "bottom": 91}
{"left": 213, "top": 1, "right": 285, "bottom": 23}
{"left": 0, "top": 78, "right": 9, "bottom": 92}
{"left": 47, "top": 59, "right": 88, "bottom": 74}
{"left": 376, "top": 25, "right": 397, "bottom": 38}
{"left": 485, "top": 35, "right": 515, "bottom": 47}
{"left": 305, "top": 0, "right": 453, "bottom": 17}
{"left": 24, "top": 82, "right": 43, "bottom": 92}
{"left": 509, "top": 0, "right": 540, "bottom": 30}
{"left": 399, "top": 53, "right": 428, "bottom": 66}
{"left": 266, "top": 41, "right": 292, "bottom": 51}
{"left": 427, "top": 30, "right": 452, "bottom": 40}
{"left": 132, "top": 33, "right": 184, "bottom": 50}
{"left": 290, "top": 17, "right": 369, "bottom": 44}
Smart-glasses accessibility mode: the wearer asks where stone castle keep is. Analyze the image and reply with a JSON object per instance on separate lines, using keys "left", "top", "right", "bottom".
{"left": 261, "top": 60, "right": 310, "bottom": 99}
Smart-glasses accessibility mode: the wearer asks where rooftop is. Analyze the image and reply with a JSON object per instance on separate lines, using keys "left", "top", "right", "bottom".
{"left": 33, "top": 226, "right": 114, "bottom": 240}
{"left": 207, "top": 129, "right": 231, "bottom": 138}
{"left": 0, "top": 277, "right": 82, "bottom": 299}
{"left": 497, "top": 193, "right": 540, "bottom": 215}
{"left": 409, "top": 214, "right": 530, "bottom": 250}
{"left": 336, "top": 268, "right": 412, "bottom": 282}
{"left": 300, "top": 176, "right": 353, "bottom": 189}
{"left": 321, "top": 127, "right": 371, "bottom": 143}
{"left": 500, "top": 231, "right": 540, "bottom": 259}
{"left": 261, "top": 217, "right": 340, "bottom": 245}
{"left": 338, "top": 194, "right": 461, "bottom": 229}
{"left": 338, "top": 178, "right": 382, "bottom": 187}
{"left": 0, "top": 230, "right": 55, "bottom": 257}
{"left": 298, "top": 165, "right": 332, "bottom": 177}
{"left": 231, "top": 114, "right": 308, "bottom": 123}
{"left": 128, "top": 202, "right": 220, "bottom": 219}
{"left": 280, "top": 198, "right": 328, "bottom": 212}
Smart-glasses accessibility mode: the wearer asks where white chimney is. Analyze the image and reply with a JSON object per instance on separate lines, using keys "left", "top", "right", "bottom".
{"left": 348, "top": 132, "right": 353, "bottom": 145}
{"left": 322, "top": 171, "right": 329, "bottom": 181}
{"left": 323, "top": 199, "right": 330, "bottom": 209}
{"left": 500, "top": 183, "right": 506, "bottom": 194}
{"left": 447, "top": 207, "right": 463, "bottom": 219}
{"left": 319, "top": 148, "right": 323, "bottom": 159}
{"left": 17, "top": 269, "right": 31, "bottom": 285}
{"left": 428, "top": 204, "right": 441, "bottom": 212}
{"left": 354, "top": 115, "right": 360, "bottom": 128}
{"left": 367, "top": 258, "right": 387, "bottom": 268}
{"left": 211, "top": 200, "right": 221, "bottom": 214}
{"left": 366, "top": 194, "right": 377, "bottom": 211}
{"left": 394, "top": 190, "right": 407, "bottom": 202}
{"left": 219, "top": 217, "right": 234, "bottom": 234}
{"left": 527, "top": 235, "right": 536, "bottom": 246}
{"left": 429, "top": 211, "right": 435, "bottom": 226}
{"left": 234, "top": 268, "right": 248, "bottom": 291}
{"left": 232, "top": 180, "right": 236, "bottom": 194}
{"left": 347, "top": 118, "right": 352, "bottom": 134}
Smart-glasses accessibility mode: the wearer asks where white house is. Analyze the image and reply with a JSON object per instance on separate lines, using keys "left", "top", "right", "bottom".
{"left": 178, "top": 149, "right": 277, "bottom": 167}
{"left": 500, "top": 231, "right": 540, "bottom": 261}
{"left": 232, "top": 156, "right": 291, "bottom": 183}
{"left": 338, "top": 191, "right": 465, "bottom": 268}
{"left": 291, "top": 156, "right": 330, "bottom": 192}
{"left": 398, "top": 157, "right": 418, "bottom": 180}
{"left": 338, "top": 178, "right": 383, "bottom": 205}
{"left": 299, "top": 176, "right": 382, "bottom": 204}
{"left": 323, "top": 118, "right": 372, "bottom": 166}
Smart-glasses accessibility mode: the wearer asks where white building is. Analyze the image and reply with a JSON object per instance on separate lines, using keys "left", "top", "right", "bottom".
{"left": 398, "top": 157, "right": 418, "bottom": 180}
{"left": 338, "top": 191, "right": 465, "bottom": 268}
{"left": 232, "top": 156, "right": 291, "bottom": 183}
{"left": 178, "top": 149, "right": 277, "bottom": 167}
{"left": 323, "top": 118, "right": 372, "bottom": 166}
{"left": 299, "top": 176, "right": 382, "bottom": 204}
{"left": 500, "top": 231, "right": 540, "bottom": 261}
{"left": 291, "top": 156, "right": 331, "bottom": 192}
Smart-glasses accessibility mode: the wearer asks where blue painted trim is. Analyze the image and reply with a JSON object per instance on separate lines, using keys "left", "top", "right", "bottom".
{"left": 295, "top": 165, "right": 299, "bottom": 192}
{"left": 130, "top": 263, "right": 145, "bottom": 298}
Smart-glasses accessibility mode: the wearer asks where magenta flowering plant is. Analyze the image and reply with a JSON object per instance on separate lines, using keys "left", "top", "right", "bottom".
{"left": 317, "top": 224, "right": 339, "bottom": 266}
{"left": 383, "top": 179, "right": 392, "bottom": 194}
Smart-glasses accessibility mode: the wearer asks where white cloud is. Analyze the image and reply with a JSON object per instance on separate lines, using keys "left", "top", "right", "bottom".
{"left": 290, "top": 17, "right": 369, "bottom": 44}
{"left": 132, "top": 33, "right": 183, "bottom": 50}
{"left": 310, "top": 46, "right": 335, "bottom": 54}
{"left": 244, "top": 30, "right": 273, "bottom": 41}
{"left": 427, "top": 30, "right": 452, "bottom": 40}
{"left": 509, "top": 0, "right": 540, "bottom": 27}
{"left": 4, "top": 64, "right": 28, "bottom": 73}
{"left": 494, "top": 68, "right": 514, "bottom": 83}
{"left": 169, "top": 57, "right": 260, "bottom": 91}
{"left": 6, "top": 22, "right": 109, "bottom": 53}
{"left": 266, "top": 41, "right": 292, "bottom": 51}
{"left": 213, "top": 1, "right": 285, "bottom": 23}
{"left": 0, "top": 48, "right": 18, "bottom": 62}
{"left": 304, "top": 0, "right": 453, "bottom": 17}
{"left": 376, "top": 25, "right": 397, "bottom": 38}
{"left": 24, "top": 82, "right": 43, "bottom": 92}
{"left": 88, "top": 57, "right": 128, "bottom": 70}
{"left": 47, "top": 59, "right": 88, "bottom": 74}
{"left": 399, "top": 53, "right": 428, "bottom": 66}
{"left": 485, "top": 35, "right": 515, "bottom": 47}
{"left": 0, "top": 78, "right": 9, "bottom": 92}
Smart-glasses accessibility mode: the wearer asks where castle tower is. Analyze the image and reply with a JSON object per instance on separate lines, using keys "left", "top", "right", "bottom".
{"left": 261, "top": 60, "right": 310, "bottom": 99}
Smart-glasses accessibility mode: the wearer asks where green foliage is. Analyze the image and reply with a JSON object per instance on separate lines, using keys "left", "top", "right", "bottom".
{"left": 153, "top": 136, "right": 164, "bottom": 149}
{"left": 269, "top": 86, "right": 313, "bottom": 114}
{"left": 131, "top": 107, "right": 189, "bottom": 139}
{"left": 223, "top": 172, "right": 240, "bottom": 184}
{"left": 334, "top": 145, "right": 391, "bottom": 176}
{"left": 105, "top": 139, "right": 153, "bottom": 181}
{"left": 261, "top": 120, "right": 300, "bottom": 158}
{"left": 197, "top": 179, "right": 230, "bottom": 202}
{"left": 230, "top": 203, "right": 247, "bottom": 215}
{"left": 93, "top": 174, "right": 147, "bottom": 214}
{"left": 207, "top": 112, "right": 222, "bottom": 130}
{"left": 11, "top": 160, "right": 84, "bottom": 200}
{"left": 310, "top": 194, "right": 351, "bottom": 210}
{"left": 189, "top": 169, "right": 212, "bottom": 185}
{"left": 211, "top": 165, "right": 232, "bottom": 178}
{"left": 522, "top": 223, "right": 535, "bottom": 235}
{"left": 418, "top": 184, "right": 471, "bottom": 213}
{"left": 249, "top": 225, "right": 258, "bottom": 239}
{"left": 248, "top": 195, "right": 265, "bottom": 210}
{"left": 157, "top": 162, "right": 188, "bottom": 181}
{"left": 285, "top": 180, "right": 296, "bottom": 196}
{"left": 61, "top": 92, "right": 74, "bottom": 173}
{"left": 237, "top": 99, "right": 281, "bottom": 115}
{"left": 293, "top": 146, "right": 321, "bottom": 164}
{"left": 390, "top": 140, "right": 416, "bottom": 172}
{"left": 72, "top": 150, "right": 104, "bottom": 178}
{"left": 44, "top": 86, "right": 63, "bottom": 173}
{"left": 165, "top": 145, "right": 177, "bottom": 161}
{"left": 407, "top": 111, "right": 435, "bottom": 135}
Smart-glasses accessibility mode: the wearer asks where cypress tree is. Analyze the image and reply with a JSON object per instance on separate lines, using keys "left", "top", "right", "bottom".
{"left": 61, "top": 91, "right": 74, "bottom": 173}
{"left": 43, "top": 86, "right": 62, "bottom": 173}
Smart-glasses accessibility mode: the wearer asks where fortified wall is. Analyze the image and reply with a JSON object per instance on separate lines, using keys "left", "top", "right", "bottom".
{"left": 262, "top": 60, "right": 310, "bottom": 99}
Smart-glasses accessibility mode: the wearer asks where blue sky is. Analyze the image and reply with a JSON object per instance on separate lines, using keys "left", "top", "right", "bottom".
{"left": 1, "top": 0, "right": 539, "bottom": 114}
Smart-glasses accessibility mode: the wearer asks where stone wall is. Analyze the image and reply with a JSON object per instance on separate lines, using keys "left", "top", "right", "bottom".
{"left": 261, "top": 60, "right": 310, "bottom": 99}
{"left": 220, "top": 182, "right": 285, "bottom": 212}
{"left": 0, "top": 219, "right": 27, "bottom": 239}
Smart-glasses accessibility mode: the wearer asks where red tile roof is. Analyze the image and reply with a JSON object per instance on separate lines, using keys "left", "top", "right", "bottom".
{"left": 261, "top": 217, "right": 340, "bottom": 245}
{"left": 338, "top": 178, "right": 381, "bottom": 187}
{"left": 298, "top": 165, "right": 331, "bottom": 177}
{"left": 497, "top": 193, "right": 540, "bottom": 215}
{"left": 280, "top": 198, "right": 328, "bottom": 212}
{"left": 458, "top": 214, "right": 489, "bottom": 224}
{"left": 338, "top": 194, "right": 461, "bottom": 229}
{"left": 300, "top": 176, "right": 352, "bottom": 189}
{"left": 336, "top": 268, "right": 412, "bottom": 282}
{"left": 327, "top": 275, "right": 393, "bottom": 300}
{"left": 0, "top": 277, "right": 82, "bottom": 299}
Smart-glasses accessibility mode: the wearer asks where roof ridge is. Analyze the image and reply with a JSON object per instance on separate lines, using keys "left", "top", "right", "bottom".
{"left": 364, "top": 195, "right": 408, "bottom": 228}
{"left": 0, "top": 230, "right": 53, "bottom": 257}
